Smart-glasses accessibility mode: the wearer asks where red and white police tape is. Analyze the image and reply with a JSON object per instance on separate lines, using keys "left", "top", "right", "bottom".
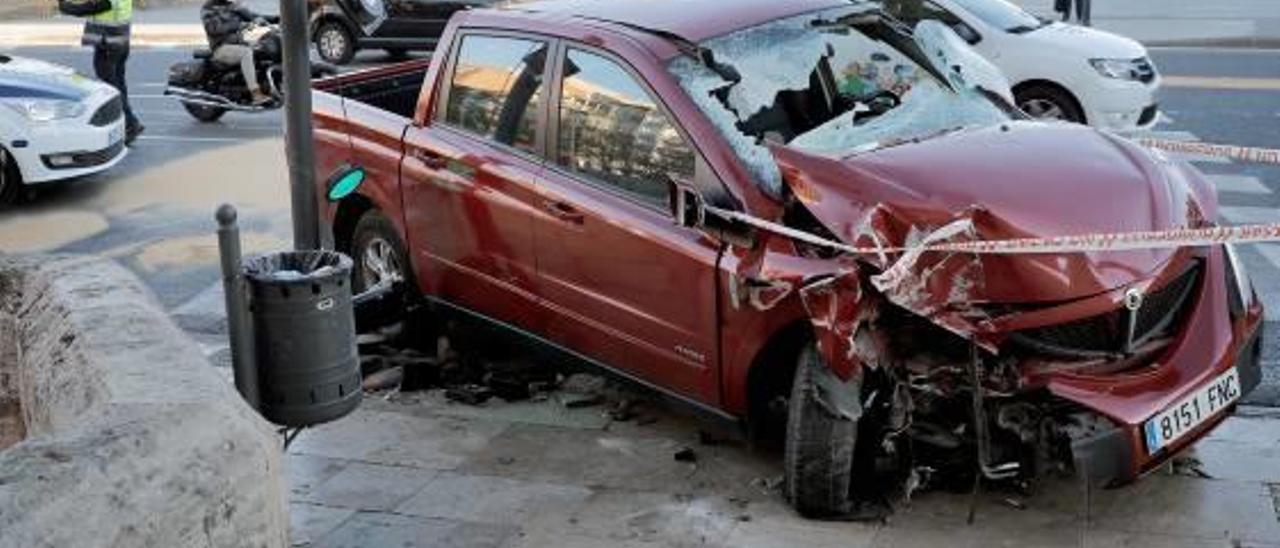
{"left": 714, "top": 209, "right": 1280, "bottom": 256}
{"left": 925, "top": 223, "right": 1280, "bottom": 255}
{"left": 1135, "top": 137, "right": 1280, "bottom": 165}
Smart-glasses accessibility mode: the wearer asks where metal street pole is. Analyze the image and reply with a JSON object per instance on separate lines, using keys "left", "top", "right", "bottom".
{"left": 280, "top": 0, "right": 320, "bottom": 250}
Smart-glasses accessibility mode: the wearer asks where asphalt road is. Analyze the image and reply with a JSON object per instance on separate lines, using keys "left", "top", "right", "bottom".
{"left": 2, "top": 45, "right": 1278, "bottom": 405}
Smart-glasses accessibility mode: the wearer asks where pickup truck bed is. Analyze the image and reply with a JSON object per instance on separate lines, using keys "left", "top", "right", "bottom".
{"left": 313, "top": 58, "right": 431, "bottom": 119}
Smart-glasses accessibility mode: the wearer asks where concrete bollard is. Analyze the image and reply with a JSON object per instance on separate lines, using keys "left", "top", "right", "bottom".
{"left": 216, "top": 204, "right": 261, "bottom": 410}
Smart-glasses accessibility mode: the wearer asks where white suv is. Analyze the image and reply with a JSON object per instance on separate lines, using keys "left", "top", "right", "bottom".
{"left": 0, "top": 54, "right": 127, "bottom": 205}
{"left": 884, "top": 0, "right": 1160, "bottom": 130}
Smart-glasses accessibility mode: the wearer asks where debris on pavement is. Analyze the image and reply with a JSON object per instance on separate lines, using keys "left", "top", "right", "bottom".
{"left": 674, "top": 447, "right": 698, "bottom": 463}
{"left": 361, "top": 366, "right": 403, "bottom": 391}
{"left": 562, "top": 373, "right": 607, "bottom": 395}
{"left": 445, "top": 384, "right": 493, "bottom": 406}
{"left": 1170, "top": 455, "right": 1214, "bottom": 479}
{"left": 560, "top": 393, "right": 604, "bottom": 409}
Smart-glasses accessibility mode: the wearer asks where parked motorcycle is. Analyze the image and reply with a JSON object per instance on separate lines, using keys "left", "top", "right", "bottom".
{"left": 165, "top": 19, "right": 337, "bottom": 122}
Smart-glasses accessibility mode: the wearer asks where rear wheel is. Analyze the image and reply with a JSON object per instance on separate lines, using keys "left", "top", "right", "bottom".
{"left": 182, "top": 101, "right": 227, "bottom": 123}
{"left": 1015, "top": 83, "right": 1085, "bottom": 124}
{"left": 0, "top": 147, "right": 23, "bottom": 206}
{"left": 784, "top": 344, "right": 861, "bottom": 518}
{"left": 350, "top": 209, "right": 409, "bottom": 294}
{"left": 315, "top": 21, "right": 356, "bottom": 65}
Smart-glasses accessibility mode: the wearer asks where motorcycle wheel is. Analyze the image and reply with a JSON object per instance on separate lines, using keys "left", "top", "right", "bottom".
{"left": 183, "top": 101, "right": 227, "bottom": 123}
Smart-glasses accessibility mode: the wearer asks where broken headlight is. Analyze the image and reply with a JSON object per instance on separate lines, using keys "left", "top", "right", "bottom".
{"left": 1223, "top": 243, "right": 1253, "bottom": 318}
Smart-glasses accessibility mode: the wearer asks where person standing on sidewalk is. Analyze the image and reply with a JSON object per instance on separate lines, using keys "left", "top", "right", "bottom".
{"left": 81, "top": 0, "right": 144, "bottom": 145}
{"left": 1054, "top": 0, "right": 1071, "bottom": 20}
{"left": 1073, "top": 0, "right": 1093, "bottom": 26}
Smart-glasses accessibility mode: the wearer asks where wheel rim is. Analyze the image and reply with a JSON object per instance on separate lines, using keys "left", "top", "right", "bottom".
{"left": 1020, "top": 98, "right": 1066, "bottom": 120}
{"left": 319, "top": 28, "right": 348, "bottom": 61}
{"left": 360, "top": 237, "right": 402, "bottom": 289}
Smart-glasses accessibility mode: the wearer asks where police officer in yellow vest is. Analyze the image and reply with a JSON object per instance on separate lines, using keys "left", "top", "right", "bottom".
{"left": 82, "top": 0, "right": 143, "bottom": 144}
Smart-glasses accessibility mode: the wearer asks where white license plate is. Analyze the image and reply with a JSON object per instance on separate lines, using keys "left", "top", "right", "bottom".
{"left": 1143, "top": 368, "right": 1240, "bottom": 454}
{"left": 108, "top": 124, "right": 124, "bottom": 145}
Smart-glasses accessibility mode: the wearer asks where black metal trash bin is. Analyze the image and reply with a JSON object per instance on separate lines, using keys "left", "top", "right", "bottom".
{"left": 243, "top": 250, "right": 361, "bottom": 427}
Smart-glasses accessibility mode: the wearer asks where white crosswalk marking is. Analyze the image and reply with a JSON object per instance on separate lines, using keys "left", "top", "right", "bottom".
{"left": 1207, "top": 174, "right": 1272, "bottom": 195}
{"left": 1219, "top": 206, "right": 1280, "bottom": 225}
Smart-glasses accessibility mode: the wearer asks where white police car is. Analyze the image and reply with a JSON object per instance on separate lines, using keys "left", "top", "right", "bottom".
{"left": 1, "top": 53, "right": 127, "bottom": 205}
{"left": 885, "top": 0, "right": 1161, "bottom": 130}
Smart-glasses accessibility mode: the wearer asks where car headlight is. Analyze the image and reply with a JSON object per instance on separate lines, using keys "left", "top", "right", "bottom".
{"left": 1089, "top": 58, "right": 1148, "bottom": 81}
{"left": 1223, "top": 243, "right": 1253, "bottom": 317}
{"left": 2, "top": 98, "right": 86, "bottom": 122}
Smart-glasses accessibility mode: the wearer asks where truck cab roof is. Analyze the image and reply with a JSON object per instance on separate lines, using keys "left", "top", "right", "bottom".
{"left": 498, "top": 0, "right": 853, "bottom": 43}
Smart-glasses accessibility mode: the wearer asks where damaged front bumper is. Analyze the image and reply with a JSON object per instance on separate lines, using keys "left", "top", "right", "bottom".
{"left": 1047, "top": 247, "right": 1264, "bottom": 485}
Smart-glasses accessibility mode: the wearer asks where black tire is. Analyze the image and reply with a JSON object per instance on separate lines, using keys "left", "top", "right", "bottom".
{"left": 385, "top": 48, "right": 409, "bottom": 60}
{"left": 350, "top": 209, "right": 409, "bottom": 295}
{"left": 1015, "top": 83, "right": 1085, "bottom": 124}
{"left": 0, "top": 147, "right": 23, "bottom": 207}
{"left": 182, "top": 101, "right": 227, "bottom": 123}
{"left": 315, "top": 21, "right": 356, "bottom": 66}
{"left": 784, "top": 344, "right": 861, "bottom": 518}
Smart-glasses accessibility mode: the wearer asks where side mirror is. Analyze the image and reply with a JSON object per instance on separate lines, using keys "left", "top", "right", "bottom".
{"left": 952, "top": 22, "right": 981, "bottom": 45}
{"left": 667, "top": 176, "right": 757, "bottom": 248}
{"left": 668, "top": 178, "right": 706, "bottom": 229}
{"left": 340, "top": 0, "right": 388, "bottom": 35}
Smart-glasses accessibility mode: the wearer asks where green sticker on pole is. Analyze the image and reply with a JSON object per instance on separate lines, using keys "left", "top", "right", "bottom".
{"left": 326, "top": 164, "right": 366, "bottom": 202}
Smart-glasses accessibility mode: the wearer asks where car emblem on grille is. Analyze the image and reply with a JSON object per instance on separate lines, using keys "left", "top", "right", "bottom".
{"left": 1124, "top": 288, "right": 1145, "bottom": 312}
{"left": 1121, "top": 288, "right": 1145, "bottom": 353}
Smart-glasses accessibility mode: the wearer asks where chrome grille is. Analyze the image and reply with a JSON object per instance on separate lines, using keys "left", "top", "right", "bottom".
{"left": 1009, "top": 263, "right": 1201, "bottom": 359}
{"left": 89, "top": 96, "right": 123, "bottom": 127}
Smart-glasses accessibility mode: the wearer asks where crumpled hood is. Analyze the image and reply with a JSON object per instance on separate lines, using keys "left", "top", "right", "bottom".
{"left": 771, "top": 121, "right": 1199, "bottom": 304}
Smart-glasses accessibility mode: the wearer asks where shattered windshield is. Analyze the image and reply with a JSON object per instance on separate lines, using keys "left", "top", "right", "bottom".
{"left": 669, "top": 7, "right": 1010, "bottom": 195}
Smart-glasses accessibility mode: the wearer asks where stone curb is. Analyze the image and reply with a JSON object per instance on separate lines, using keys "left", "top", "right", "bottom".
{"left": 0, "top": 254, "right": 288, "bottom": 548}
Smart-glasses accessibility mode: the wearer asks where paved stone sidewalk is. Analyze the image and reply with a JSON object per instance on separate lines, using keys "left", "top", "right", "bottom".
{"left": 283, "top": 389, "right": 1280, "bottom": 548}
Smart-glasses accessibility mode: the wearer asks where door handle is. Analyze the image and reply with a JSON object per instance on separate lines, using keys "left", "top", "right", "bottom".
{"left": 411, "top": 148, "right": 449, "bottom": 169}
{"left": 542, "top": 200, "right": 584, "bottom": 224}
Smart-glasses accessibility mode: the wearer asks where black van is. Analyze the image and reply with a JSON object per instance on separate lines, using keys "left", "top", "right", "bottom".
{"left": 308, "top": 0, "right": 490, "bottom": 65}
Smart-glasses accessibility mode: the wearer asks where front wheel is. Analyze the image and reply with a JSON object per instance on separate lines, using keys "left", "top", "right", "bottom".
{"left": 315, "top": 22, "right": 356, "bottom": 65}
{"left": 182, "top": 101, "right": 227, "bottom": 123}
{"left": 784, "top": 344, "right": 862, "bottom": 518}
{"left": 1015, "top": 84, "right": 1085, "bottom": 124}
{"left": 0, "top": 147, "right": 23, "bottom": 206}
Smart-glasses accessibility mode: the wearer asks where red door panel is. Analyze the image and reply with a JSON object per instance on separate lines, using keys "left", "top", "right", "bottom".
{"left": 534, "top": 170, "right": 723, "bottom": 404}
{"left": 401, "top": 126, "right": 544, "bottom": 331}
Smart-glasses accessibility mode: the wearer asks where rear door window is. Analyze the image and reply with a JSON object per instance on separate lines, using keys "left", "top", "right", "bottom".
{"left": 443, "top": 34, "right": 549, "bottom": 154}
{"left": 555, "top": 48, "right": 696, "bottom": 207}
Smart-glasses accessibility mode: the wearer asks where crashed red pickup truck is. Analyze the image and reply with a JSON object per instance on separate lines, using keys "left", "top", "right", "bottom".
{"left": 311, "top": 0, "right": 1264, "bottom": 517}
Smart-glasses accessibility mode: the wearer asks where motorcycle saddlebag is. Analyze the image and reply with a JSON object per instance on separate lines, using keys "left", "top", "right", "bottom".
{"left": 168, "top": 61, "right": 206, "bottom": 87}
